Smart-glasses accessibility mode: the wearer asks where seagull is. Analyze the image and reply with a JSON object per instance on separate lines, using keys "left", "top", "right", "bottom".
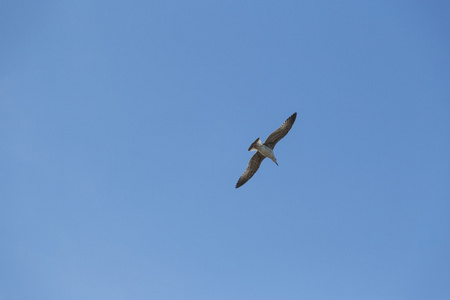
{"left": 236, "top": 112, "right": 297, "bottom": 188}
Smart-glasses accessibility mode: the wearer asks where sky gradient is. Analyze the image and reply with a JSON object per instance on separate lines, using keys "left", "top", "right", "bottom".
{"left": 1, "top": 1, "right": 449, "bottom": 299}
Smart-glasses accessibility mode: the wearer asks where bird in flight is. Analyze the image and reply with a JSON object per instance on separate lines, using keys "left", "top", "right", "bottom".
{"left": 236, "top": 112, "right": 297, "bottom": 188}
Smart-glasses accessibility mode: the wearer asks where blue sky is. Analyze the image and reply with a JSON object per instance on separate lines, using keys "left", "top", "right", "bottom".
{"left": 1, "top": 1, "right": 449, "bottom": 299}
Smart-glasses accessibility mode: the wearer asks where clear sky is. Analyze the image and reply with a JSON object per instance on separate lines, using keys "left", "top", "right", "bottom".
{"left": 1, "top": 1, "right": 449, "bottom": 299}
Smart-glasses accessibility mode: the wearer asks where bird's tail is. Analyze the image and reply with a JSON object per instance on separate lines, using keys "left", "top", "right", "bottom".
{"left": 248, "top": 138, "right": 262, "bottom": 151}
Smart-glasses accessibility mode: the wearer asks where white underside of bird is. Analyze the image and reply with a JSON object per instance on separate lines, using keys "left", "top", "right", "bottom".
{"left": 249, "top": 138, "right": 278, "bottom": 165}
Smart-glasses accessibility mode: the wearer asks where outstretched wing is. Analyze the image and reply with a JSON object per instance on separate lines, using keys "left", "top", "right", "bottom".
{"left": 235, "top": 152, "right": 265, "bottom": 188}
{"left": 263, "top": 112, "right": 297, "bottom": 149}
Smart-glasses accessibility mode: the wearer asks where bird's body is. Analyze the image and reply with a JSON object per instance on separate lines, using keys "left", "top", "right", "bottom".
{"left": 248, "top": 137, "right": 278, "bottom": 165}
{"left": 236, "top": 112, "right": 297, "bottom": 188}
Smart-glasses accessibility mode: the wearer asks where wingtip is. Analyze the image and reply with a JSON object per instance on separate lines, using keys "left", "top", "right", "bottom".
{"left": 288, "top": 112, "right": 297, "bottom": 125}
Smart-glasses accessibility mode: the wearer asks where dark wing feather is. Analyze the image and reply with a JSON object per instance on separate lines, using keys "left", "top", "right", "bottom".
{"left": 263, "top": 112, "right": 297, "bottom": 149}
{"left": 235, "top": 152, "right": 265, "bottom": 188}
